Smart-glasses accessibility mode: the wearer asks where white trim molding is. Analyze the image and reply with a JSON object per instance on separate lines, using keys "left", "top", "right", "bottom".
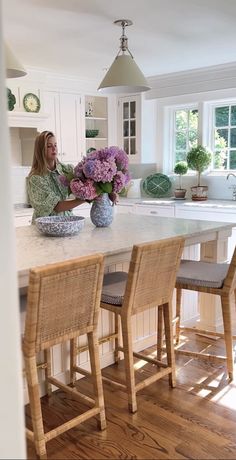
{"left": 146, "top": 62, "right": 236, "bottom": 99}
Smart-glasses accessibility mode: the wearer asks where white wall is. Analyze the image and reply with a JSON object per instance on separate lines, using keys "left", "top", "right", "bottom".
{"left": 0, "top": 2, "right": 26, "bottom": 458}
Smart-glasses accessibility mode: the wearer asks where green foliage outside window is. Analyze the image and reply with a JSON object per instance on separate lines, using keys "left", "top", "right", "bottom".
{"left": 174, "top": 109, "right": 198, "bottom": 164}
{"left": 214, "top": 105, "right": 236, "bottom": 170}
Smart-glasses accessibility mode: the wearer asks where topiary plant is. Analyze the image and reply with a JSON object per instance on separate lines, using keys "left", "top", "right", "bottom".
{"left": 187, "top": 145, "right": 212, "bottom": 186}
{"left": 174, "top": 161, "right": 188, "bottom": 190}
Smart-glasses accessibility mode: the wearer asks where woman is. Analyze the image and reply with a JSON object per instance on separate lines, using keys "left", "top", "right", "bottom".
{"left": 27, "top": 130, "right": 84, "bottom": 222}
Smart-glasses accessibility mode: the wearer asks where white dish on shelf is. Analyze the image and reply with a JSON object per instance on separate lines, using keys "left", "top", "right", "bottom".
{"left": 172, "top": 197, "right": 186, "bottom": 200}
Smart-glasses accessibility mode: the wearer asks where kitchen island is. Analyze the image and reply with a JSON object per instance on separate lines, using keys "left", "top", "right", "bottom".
{"left": 17, "top": 213, "right": 234, "bottom": 402}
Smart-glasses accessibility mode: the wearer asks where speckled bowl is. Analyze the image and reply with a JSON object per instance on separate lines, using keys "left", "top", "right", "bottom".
{"left": 35, "top": 215, "right": 85, "bottom": 237}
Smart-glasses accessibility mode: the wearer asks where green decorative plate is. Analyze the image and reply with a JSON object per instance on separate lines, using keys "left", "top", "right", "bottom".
{"left": 142, "top": 173, "right": 172, "bottom": 198}
{"left": 23, "top": 93, "right": 41, "bottom": 113}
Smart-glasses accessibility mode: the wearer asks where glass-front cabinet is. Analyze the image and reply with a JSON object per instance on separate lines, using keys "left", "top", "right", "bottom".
{"left": 118, "top": 95, "right": 141, "bottom": 163}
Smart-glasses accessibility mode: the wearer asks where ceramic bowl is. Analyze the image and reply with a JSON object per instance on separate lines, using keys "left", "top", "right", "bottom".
{"left": 35, "top": 215, "right": 85, "bottom": 237}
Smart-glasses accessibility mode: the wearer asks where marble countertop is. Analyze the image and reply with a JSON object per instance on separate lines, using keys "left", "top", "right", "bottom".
{"left": 16, "top": 213, "right": 234, "bottom": 288}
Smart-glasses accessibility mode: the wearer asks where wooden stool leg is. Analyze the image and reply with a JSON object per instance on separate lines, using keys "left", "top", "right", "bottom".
{"left": 163, "top": 302, "right": 176, "bottom": 388}
{"left": 70, "top": 338, "right": 77, "bottom": 386}
{"left": 157, "top": 305, "right": 163, "bottom": 362}
{"left": 221, "top": 296, "right": 234, "bottom": 380}
{"left": 87, "top": 331, "right": 106, "bottom": 431}
{"left": 121, "top": 315, "right": 137, "bottom": 413}
{"left": 114, "top": 313, "right": 120, "bottom": 363}
{"left": 44, "top": 349, "right": 52, "bottom": 396}
{"left": 176, "top": 288, "right": 182, "bottom": 344}
{"left": 25, "top": 355, "right": 47, "bottom": 459}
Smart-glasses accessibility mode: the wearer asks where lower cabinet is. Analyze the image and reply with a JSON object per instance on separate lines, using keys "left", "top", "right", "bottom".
{"left": 73, "top": 203, "right": 91, "bottom": 218}
{"left": 117, "top": 202, "right": 175, "bottom": 217}
{"left": 14, "top": 214, "right": 33, "bottom": 227}
{"left": 135, "top": 204, "right": 175, "bottom": 217}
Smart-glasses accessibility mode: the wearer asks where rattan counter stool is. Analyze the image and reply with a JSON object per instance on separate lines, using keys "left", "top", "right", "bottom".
{"left": 174, "top": 246, "right": 236, "bottom": 380}
{"left": 22, "top": 254, "right": 106, "bottom": 459}
{"left": 100, "top": 237, "right": 185, "bottom": 413}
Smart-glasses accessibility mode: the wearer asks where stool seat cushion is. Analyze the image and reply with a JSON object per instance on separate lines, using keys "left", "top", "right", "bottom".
{"left": 177, "top": 260, "right": 229, "bottom": 288}
{"left": 101, "top": 271, "right": 128, "bottom": 305}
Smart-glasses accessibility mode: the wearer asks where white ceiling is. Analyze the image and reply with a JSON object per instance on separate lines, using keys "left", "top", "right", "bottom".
{"left": 3, "top": 0, "right": 236, "bottom": 83}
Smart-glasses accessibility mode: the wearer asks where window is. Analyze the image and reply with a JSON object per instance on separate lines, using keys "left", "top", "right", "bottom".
{"left": 174, "top": 108, "right": 198, "bottom": 165}
{"left": 213, "top": 104, "right": 236, "bottom": 170}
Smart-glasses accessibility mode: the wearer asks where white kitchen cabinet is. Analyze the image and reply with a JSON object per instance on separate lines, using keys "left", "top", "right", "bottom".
{"left": 14, "top": 214, "right": 32, "bottom": 227}
{"left": 117, "top": 94, "right": 157, "bottom": 164}
{"left": 73, "top": 203, "right": 91, "bottom": 218}
{"left": 116, "top": 203, "right": 136, "bottom": 214}
{"left": 135, "top": 204, "right": 175, "bottom": 217}
{"left": 43, "top": 91, "right": 82, "bottom": 164}
{"left": 117, "top": 95, "right": 141, "bottom": 163}
{"left": 84, "top": 96, "right": 108, "bottom": 154}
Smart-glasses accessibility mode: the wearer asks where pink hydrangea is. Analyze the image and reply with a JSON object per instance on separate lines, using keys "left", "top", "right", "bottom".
{"left": 70, "top": 178, "right": 97, "bottom": 201}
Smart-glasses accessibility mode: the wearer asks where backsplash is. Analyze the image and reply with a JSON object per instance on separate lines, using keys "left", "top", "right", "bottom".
{"left": 12, "top": 166, "right": 30, "bottom": 204}
{"left": 11, "top": 165, "right": 235, "bottom": 205}
{"left": 129, "top": 164, "right": 235, "bottom": 200}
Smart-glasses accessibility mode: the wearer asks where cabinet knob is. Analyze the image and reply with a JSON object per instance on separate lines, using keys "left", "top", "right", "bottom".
{"left": 150, "top": 210, "right": 158, "bottom": 215}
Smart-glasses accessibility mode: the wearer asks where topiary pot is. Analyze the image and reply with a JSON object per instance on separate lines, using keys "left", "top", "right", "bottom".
{"left": 174, "top": 188, "right": 186, "bottom": 199}
{"left": 190, "top": 185, "right": 208, "bottom": 201}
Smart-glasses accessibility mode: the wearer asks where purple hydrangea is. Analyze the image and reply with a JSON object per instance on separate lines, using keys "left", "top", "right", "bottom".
{"left": 58, "top": 146, "right": 130, "bottom": 203}
{"left": 113, "top": 171, "right": 128, "bottom": 193}
{"left": 58, "top": 175, "right": 70, "bottom": 188}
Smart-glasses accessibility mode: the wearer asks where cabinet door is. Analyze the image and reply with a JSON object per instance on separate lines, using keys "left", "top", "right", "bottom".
{"left": 73, "top": 203, "right": 91, "bottom": 218}
{"left": 59, "top": 93, "right": 82, "bottom": 164}
{"left": 135, "top": 205, "right": 175, "bottom": 217}
{"left": 116, "top": 204, "right": 135, "bottom": 214}
{"left": 43, "top": 91, "right": 61, "bottom": 150}
{"left": 117, "top": 95, "right": 141, "bottom": 163}
{"left": 14, "top": 215, "right": 32, "bottom": 227}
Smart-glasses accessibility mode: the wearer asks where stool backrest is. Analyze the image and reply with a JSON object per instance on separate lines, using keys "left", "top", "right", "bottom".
{"left": 223, "top": 245, "right": 236, "bottom": 294}
{"left": 23, "top": 254, "right": 104, "bottom": 356}
{"left": 122, "top": 237, "right": 185, "bottom": 315}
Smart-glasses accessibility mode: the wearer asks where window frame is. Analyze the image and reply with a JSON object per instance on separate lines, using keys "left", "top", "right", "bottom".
{"left": 206, "top": 99, "right": 236, "bottom": 172}
{"left": 165, "top": 103, "right": 199, "bottom": 173}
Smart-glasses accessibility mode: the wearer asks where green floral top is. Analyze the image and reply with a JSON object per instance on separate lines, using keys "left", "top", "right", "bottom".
{"left": 27, "top": 162, "right": 73, "bottom": 222}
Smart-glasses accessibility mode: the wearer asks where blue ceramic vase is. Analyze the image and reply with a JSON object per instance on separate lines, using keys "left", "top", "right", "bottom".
{"left": 90, "top": 193, "right": 113, "bottom": 227}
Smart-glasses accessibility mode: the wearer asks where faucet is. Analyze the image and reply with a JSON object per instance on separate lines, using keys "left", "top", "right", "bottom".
{"left": 227, "top": 173, "right": 236, "bottom": 200}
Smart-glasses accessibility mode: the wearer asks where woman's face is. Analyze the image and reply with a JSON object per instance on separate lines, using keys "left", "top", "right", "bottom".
{"left": 45, "top": 136, "right": 58, "bottom": 164}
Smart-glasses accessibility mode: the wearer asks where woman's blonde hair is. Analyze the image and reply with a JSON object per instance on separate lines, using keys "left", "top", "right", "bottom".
{"left": 28, "top": 130, "right": 56, "bottom": 177}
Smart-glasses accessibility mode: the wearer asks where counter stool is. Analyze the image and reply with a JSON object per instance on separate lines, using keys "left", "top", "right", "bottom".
{"left": 22, "top": 254, "right": 106, "bottom": 460}
{"left": 100, "top": 237, "right": 184, "bottom": 413}
{"left": 174, "top": 246, "right": 236, "bottom": 380}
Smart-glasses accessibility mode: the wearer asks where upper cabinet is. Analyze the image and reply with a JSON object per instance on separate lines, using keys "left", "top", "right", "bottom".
{"left": 117, "top": 94, "right": 157, "bottom": 164}
{"left": 117, "top": 95, "right": 141, "bottom": 164}
{"left": 84, "top": 96, "right": 108, "bottom": 153}
{"left": 43, "top": 91, "right": 82, "bottom": 164}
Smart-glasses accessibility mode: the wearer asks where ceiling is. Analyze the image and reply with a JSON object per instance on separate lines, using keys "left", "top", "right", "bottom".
{"left": 3, "top": 0, "right": 236, "bottom": 84}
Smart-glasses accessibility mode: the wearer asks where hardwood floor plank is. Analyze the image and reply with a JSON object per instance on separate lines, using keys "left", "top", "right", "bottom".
{"left": 26, "top": 334, "right": 236, "bottom": 459}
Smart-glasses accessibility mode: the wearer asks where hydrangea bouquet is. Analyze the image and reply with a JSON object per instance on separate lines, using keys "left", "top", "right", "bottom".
{"left": 59, "top": 146, "right": 131, "bottom": 204}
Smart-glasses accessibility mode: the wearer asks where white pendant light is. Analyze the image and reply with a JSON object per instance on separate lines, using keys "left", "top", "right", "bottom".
{"left": 98, "top": 19, "right": 150, "bottom": 94}
{"left": 5, "top": 42, "right": 27, "bottom": 78}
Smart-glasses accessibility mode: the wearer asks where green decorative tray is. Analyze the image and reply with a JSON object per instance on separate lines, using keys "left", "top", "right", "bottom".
{"left": 142, "top": 173, "right": 172, "bottom": 198}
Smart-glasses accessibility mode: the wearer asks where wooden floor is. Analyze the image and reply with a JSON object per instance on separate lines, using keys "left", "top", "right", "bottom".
{"left": 26, "top": 331, "right": 236, "bottom": 460}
